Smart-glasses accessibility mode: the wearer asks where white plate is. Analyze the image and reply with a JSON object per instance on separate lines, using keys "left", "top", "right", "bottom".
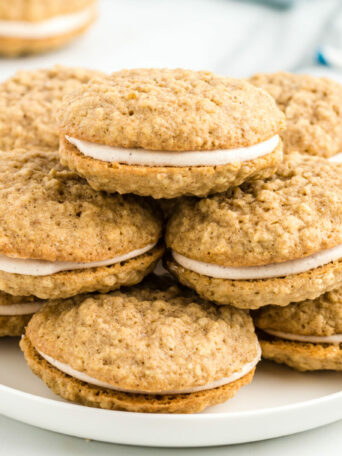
{"left": 0, "top": 337, "right": 341, "bottom": 447}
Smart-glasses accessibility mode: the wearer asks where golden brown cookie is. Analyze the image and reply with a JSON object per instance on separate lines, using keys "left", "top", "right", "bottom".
{"left": 249, "top": 72, "right": 342, "bottom": 158}
{"left": 258, "top": 339, "right": 342, "bottom": 372}
{"left": 0, "top": 0, "right": 97, "bottom": 56}
{"left": 165, "top": 153, "right": 342, "bottom": 309}
{"left": 0, "top": 149, "right": 163, "bottom": 299}
{"left": 58, "top": 68, "right": 285, "bottom": 198}
{"left": 21, "top": 280, "right": 260, "bottom": 413}
{"left": 0, "top": 292, "right": 44, "bottom": 337}
{"left": 0, "top": 66, "right": 103, "bottom": 151}
{"left": 254, "top": 287, "right": 342, "bottom": 371}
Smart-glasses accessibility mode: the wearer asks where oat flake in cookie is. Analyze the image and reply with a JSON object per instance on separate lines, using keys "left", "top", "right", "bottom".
{"left": 0, "top": 149, "right": 163, "bottom": 300}
{"left": 0, "top": 0, "right": 97, "bottom": 56}
{"left": 20, "top": 280, "right": 260, "bottom": 413}
{"left": 0, "top": 66, "right": 103, "bottom": 152}
{"left": 254, "top": 288, "right": 342, "bottom": 371}
{"left": 58, "top": 68, "right": 285, "bottom": 199}
{"left": 165, "top": 153, "right": 342, "bottom": 309}
{"left": 249, "top": 72, "right": 342, "bottom": 159}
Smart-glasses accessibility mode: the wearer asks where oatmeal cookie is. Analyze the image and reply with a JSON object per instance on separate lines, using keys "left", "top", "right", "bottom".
{"left": 58, "top": 68, "right": 285, "bottom": 198}
{"left": 21, "top": 281, "right": 260, "bottom": 413}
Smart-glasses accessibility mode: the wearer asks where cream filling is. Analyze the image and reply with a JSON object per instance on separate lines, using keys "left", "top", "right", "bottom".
{"left": 264, "top": 329, "right": 342, "bottom": 345}
{"left": 172, "top": 244, "right": 342, "bottom": 280}
{"left": 65, "top": 135, "right": 280, "bottom": 167}
{"left": 0, "top": 302, "right": 43, "bottom": 316}
{"left": 0, "top": 5, "right": 95, "bottom": 39}
{"left": 37, "top": 343, "right": 261, "bottom": 395}
{"left": 328, "top": 153, "right": 342, "bottom": 163}
{"left": 0, "top": 243, "right": 156, "bottom": 277}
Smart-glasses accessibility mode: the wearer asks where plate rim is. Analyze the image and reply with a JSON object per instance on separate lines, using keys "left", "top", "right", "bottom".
{"left": 1, "top": 380, "right": 342, "bottom": 420}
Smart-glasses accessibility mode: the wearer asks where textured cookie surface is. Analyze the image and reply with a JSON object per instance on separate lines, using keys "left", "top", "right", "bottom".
{"left": 0, "top": 0, "right": 93, "bottom": 21}
{"left": 259, "top": 337, "right": 342, "bottom": 371}
{"left": 166, "top": 153, "right": 342, "bottom": 266}
{"left": 26, "top": 282, "right": 258, "bottom": 392}
{"left": 165, "top": 255, "right": 342, "bottom": 309}
{"left": 0, "top": 149, "right": 162, "bottom": 262}
{"left": 58, "top": 68, "right": 285, "bottom": 151}
{"left": 21, "top": 335, "right": 255, "bottom": 413}
{"left": 255, "top": 287, "right": 342, "bottom": 336}
{"left": 0, "top": 66, "right": 102, "bottom": 150}
{"left": 60, "top": 136, "right": 283, "bottom": 198}
{"left": 249, "top": 72, "right": 342, "bottom": 158}
{"left": 0, "top": 315, "right": 31, "bottom": 337}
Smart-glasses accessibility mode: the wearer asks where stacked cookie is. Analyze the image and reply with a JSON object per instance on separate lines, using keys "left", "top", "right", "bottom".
{"left": 14, "top": 68, "right": 286, "bottom": 413}
{"left": 246, "top": 72, "right": 342, "bottom": 371}
{"left": 1, "top": 67, "right": 340, "bottom": 414}
{"left": 0, "top": 0, "right": 97, "bottom": 56}
{"left": 0, "top": 67, "right": 164, "bottom": 338}
{"left": 0, "top": 66, "right": 102, "bottom": 151}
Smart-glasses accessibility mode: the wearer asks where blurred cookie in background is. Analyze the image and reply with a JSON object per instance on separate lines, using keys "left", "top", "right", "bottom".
{"left": 249, "top": 72, "right": 342, "bottom": 158}
{"left": 0, "top": 0, "right": 97, "bottom": 57}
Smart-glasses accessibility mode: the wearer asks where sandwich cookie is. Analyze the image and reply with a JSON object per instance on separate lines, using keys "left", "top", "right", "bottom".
{"left": 0, "top": 66, "right": 103, "bottom": 152}
{"left": 0, "top": 292, "right": 44, "bottom": 337}
{"left": 20, "top": 281, "right": 260, "bottom": 413}
{"left": 249, "top": 72, "right": 342, "bottom": 158}
{"left": 58, "top": 68, "right": 285, "bottom": 199}
{"left": 0, "top": 0, "right": 97, "bottom": 56}
{"left": 165, "top": 153, "right": 342, "bottom": 309}
{"left": 0, "top": 149, "right": 163, "bottom": 299}
{"left": 254, "top": 288, "right": 342, "bottom": 371}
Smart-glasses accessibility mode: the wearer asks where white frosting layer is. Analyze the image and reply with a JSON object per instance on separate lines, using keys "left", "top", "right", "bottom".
{"left": 37, "top": 343, "right": 261, "bottom": 395}
{"left": 264, "top": 329, "right": 342, "bottom": 345}
{"left": 172, "top": 244, "right": 342, "bottom": 280}
{"left": 0, "top": 5, "right": 94, "bottom": 39}
{"left": 66, "top": 135, "right": 279, "bottom": 167}
{"left": 328, "top": 153, "right": 342, "bottom": 163}
{"left": 0, "top": 302, "right": 43, "bottom": 316}
{"left": 0, "top": 243, "right": 156, "bottom": 277}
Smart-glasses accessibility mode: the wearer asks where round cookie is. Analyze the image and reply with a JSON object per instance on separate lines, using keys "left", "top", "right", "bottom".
{"left": 165, "top": 153, "right": 342, "bottom": 309}
{"left": 20, "top": 280, "right": 260, "bottom": 413}
{"left": 249, "top": 72, "right": 342, "bottom": 158}
{"left": 0, "top": 0, "right": 97, "bottom": 56}
{"left": 0, "top": 292, "right": 45, "bottom": 337}
{"left": 58, "top": 68, "right": 285, "bottom": 199}
{"left": 0, "top": 149, "right": 163, "bottom": 299}
{"left": 0, "top": 66, "right": 103, "bottom": 152}
{"left": 254, "top": 287, "right": 342, "bottom": 371}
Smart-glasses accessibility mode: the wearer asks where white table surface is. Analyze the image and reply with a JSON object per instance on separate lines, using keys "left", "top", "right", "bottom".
{"left": 1, "top": 0, "right": 342, "bottom": 453}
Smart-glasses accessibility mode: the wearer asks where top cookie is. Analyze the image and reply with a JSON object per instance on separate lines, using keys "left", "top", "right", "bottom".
{"left": 249, "top": 72, "right": 342, "bottom": 158}
{"left": 254, "top": 287, "right": 342, "bottom": 337}
{"left": 0, "top": 0, "right": 93, "bottom": 21}
{"left": 0, "top": 66, "right": 102, "bottom": 152}
{"left": 0, "top": 149, "right": 161, "bottom": 262}
{"left": 58, "top": 68, "right": 284, "bottom": 151}
{"left": 166, "top": 153, "right": 342, "bottom": 266}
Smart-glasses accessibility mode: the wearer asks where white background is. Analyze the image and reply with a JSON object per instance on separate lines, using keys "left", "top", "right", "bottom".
{"left": 1, "top": 0, "right": 342, "bottom": 453}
